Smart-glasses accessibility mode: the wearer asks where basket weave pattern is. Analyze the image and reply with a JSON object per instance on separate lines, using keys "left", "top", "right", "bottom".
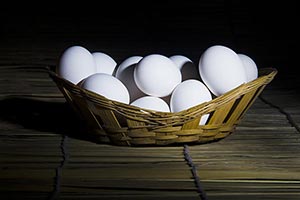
{"left": 49, "top": 68, "right": 277, "bottom": 146}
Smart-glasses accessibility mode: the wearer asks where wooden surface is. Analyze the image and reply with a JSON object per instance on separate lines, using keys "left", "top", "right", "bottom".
{"left": 1, "top": 56, "right": 300, "bottom": 200}
{"left": 1, "top": 2, "right": 300, "bottom": 200}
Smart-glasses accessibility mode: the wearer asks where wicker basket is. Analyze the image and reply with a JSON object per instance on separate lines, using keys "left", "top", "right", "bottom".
{"left": 48, "top": 67, "right": 277, "bottom": 146}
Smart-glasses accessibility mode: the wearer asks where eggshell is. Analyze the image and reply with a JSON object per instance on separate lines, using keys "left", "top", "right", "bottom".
{"left": 131, "top": 96, "right": 170, "bottom": 112}
{"left": 199, "top": 45, "right": 247, "bottom": 96}
{"left": 169, "top": 55, "right": 200, "bottom": 81}
{"left": 238, "top": 53, "right": 258, "bottom": 82}
{"left": 115, "top": 56, "right": 145, "bottom": 102}
{"left": 92, "top": 52, "right": 117, "bottom": 75}
{"left": 170, "top": 79, "right": 212, "bottom": 125}
{"left": 57, "top": 45, "right": 96, "bottom": 84}
{"left": 134, "top": 54, "right": 182, "bottom": 97}
{"left": 81, "top": 73, "right": 130, "bottom": 104}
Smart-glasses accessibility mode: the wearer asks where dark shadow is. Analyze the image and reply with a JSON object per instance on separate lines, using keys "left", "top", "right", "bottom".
{"left": 0, "top": 97, "right": 233, "bottom": 148}
{"left": 0, "top": 97, "right": 92, "bottom": 142}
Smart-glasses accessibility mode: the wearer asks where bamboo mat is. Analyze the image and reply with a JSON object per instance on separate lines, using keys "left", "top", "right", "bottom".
{"left": 0, "top": 1, "right": 299, "bottom": 198}
{"left": 0, "top": 62, "right": 300, "bottom": 200}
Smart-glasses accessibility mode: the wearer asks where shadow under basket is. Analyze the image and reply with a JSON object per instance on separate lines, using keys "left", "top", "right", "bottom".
{"left": 49, "top": 67, "right": 277, "bottom": 146}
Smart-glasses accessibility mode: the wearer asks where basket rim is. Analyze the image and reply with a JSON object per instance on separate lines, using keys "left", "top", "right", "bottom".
{"left": 47, "top": 66, "right": 277, "bottom": 145}
{"left": 48, "top": 67, "right": 277, "bottom": 124}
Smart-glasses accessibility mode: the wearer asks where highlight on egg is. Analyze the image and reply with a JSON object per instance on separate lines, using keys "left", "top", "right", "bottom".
{"left": 238, "top": 53, "right": 258, "bottom": 82}
{"left": 92, "top": 52, "right": 117, "bottom": 75}
{"left": 198, "top": 45, "right": 247, "bottom": 96}
{"left": 81, "top": 73, "right": 130, "bottom": 104}
{"left": 130, "top": 96, "right": 170, "bottom": 112}
{"left": 134, "top": 54, "right": 182, "bottom": 98}
{"left": 57, "top": 45, "right": 96, "bottom": 84}
{"left": 170, "top": 79, "right": 212, "bottom": 125}
{"left": 115, "top": 56, "right": 145, "bottom": 102}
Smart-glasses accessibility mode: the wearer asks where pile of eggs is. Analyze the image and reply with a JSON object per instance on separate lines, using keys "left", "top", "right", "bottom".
{"left": 57, "top": 45, "right": 258, "bottom": 125}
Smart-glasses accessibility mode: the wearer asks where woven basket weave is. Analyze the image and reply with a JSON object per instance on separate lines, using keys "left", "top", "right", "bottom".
{"left": 49, "top": 67, "right": 277, "bottom": 146}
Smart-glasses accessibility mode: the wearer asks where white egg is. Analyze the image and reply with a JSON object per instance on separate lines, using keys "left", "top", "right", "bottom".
{"left": 169, "top": 55, "right": 200, "bottom": 81}
{"left": 134, "top": 54, "right": 182, "bottom": 97}
{"left": 199, "top": 45, "right": 247, "bottom": 96}
{"left": 170, "top": 79, "right": 212, "bottom": 125}
{"left": 131, "top": 96, "right": 170, "bottom": 112}
{"left": 57, "top": 45, "right": 96, "bottom": 84}
{"left": 81, "top": 73, "right": 130, "bottom": 104}
{"left": 115, "top": 56, "right": 145, "bottom": 102}
{"left": 92, "top": 52, "right": 117, "bottom": 75}
{"left": 238, "top": 53, "right": 258, "bottom": 82}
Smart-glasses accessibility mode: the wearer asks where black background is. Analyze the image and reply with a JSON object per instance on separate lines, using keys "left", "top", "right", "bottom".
{"left": 1, "top": 1, "right": 299, "bottom": 82}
